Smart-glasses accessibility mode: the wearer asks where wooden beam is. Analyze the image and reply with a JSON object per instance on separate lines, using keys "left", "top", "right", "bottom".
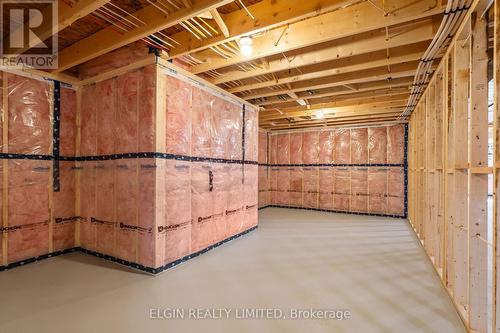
{"left": 209, "top": 9, "right": 229, "bottom": 37}
{"left": 243, "top": 60, "right": 420, "bottom": 100}
{"left": 13, "top": 0, "right": 111, "bottom": 56}
{"left": 168, "top": 0, "right": 362, "bottom": 59}
{"left": 182, "top": 0, "right": 193, "bottom": 8}
{"left": 54, "top": 0, "right": 233, "bottom": 73}
{"left": 260, "top": 95, "right": 408, "bottom": 121}
{"left": 212, "top": 18, "right": 436, "bottom": 85}
{"left": 227, "top": 43, "right": 426, "bottom": 94}
{"left": 256, "top": 77, "right": 413, "bottom": 106}
{"left": 263, "top": 115, "right": 403, "bottom": 129}
{"left": 191, "top": 0, "right": 444, "bottom": 73}
{"left": 261, "top": 88, "right": 410, "bottom": 111}
{"left": 260, "top": 109, "right": 403, "bottom": 126}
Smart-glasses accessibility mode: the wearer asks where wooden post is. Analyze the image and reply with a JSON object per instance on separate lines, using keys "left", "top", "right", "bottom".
{"left": 468, "top": 3, "right": 489, "bottom": 332}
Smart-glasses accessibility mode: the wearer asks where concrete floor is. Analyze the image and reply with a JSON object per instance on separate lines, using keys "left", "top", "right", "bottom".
{"left": 0, "top": 208, "right": 466, "bottom": 333}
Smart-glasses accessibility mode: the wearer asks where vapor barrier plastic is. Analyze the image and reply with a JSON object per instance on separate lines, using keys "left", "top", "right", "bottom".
{"left": 1, "top": 60, "right": 259, "bottom": 273}
{"left": 0, "top": 72, "right": 77, "bottom": 266}
{"left": 258, "top": 124, "right": 407, "bottom": 217}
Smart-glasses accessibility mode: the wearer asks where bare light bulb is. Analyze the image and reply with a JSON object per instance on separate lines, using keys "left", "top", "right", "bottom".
{"left": 316, "top": 110, "right": 324, "bottom": 119}
{"left": 239, "top": 36, "right": 253, "bottom": 56}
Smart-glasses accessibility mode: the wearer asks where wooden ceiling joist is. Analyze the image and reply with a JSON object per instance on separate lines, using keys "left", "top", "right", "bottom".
{"left": 227, "top": 42, "right": 427, "bottom": 94}
{"left": 166, "top": 0, "right": 362, "bottom": 59}
{"left": 260, "top": 109, "right": 405, "bottom": 126}
{"left": 209, "top": 9, "right": 230, "bottom": 37}
{"left": 260, "top": 95, "right": 409, "bottom": 122}
{"left": 256, "top": 77, "right": 414, "bottom": 107}
{"left": 211, "top": 17, "right": 436, "bottom": 85}
{"left": 262, "top": 115, "right": 403, "bottom": 130}
{"left": 54, "top": 0, "right": 233, "bottom": 73}
{"left": 260, "top": 88, "right": 410, "bottom": 110}
{"left": 191, "top": 0, "right": 443, "bottom": 74}
{"left": 243, "top": 60, "right": 420, "bottom": 100}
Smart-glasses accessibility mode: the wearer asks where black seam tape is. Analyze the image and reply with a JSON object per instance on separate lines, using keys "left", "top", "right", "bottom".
{"left": 0, "top": 227, "right": 258, "bottom": 274}
{"left": 258, "top": 163, "right": 405, "bottom": 167}
{"left": 53, "top": 80, "right": 61, "bottom": 192}
{"left": 260, "top": 205, "right": 405, "bottom": 219}
{"left": 0, "top": 152, "right": 258, "bottom": 165}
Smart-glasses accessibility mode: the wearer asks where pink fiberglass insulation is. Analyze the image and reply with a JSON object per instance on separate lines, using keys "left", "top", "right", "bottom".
{"left": 8, "top": 74, "right": 51, "bottom": 155}
{"left": 368, "top": 168, "right": 388, "bottom": 214}
{"left": 78, "top": 41, "right": 150, "bottom": 80}
{"left": 387, "top": 167, "right": 405, "bottom": 215}
{"left": 115, "top": 72, "right": 139, "bottom": 154}
{"left": 226, "top": 164, "right": 244, "bottom": 237}
{"left": 192, "top": 86, "right": 213, "bottom": 158}
{"left": 191, "top": 162, "right": 215, "bottom": 252}
{"left": 96, "top": 78, "right": 115, "bottom": 154}
{"left": 245, "top": 108, "right": 258, "bottom": 162}
{"left": 334, "top": 129, "right": 350, "bottom": 164}
{"left": 319, "top": 168, "right": 334, "bottom": 209}
{"left": 270, "top": 168, "right": 278, "bottom": 203}
{"left": 351, "top": 128, "right": 368, "bottom": 164}
{"left": 258, "top": 131, "right": 267, "bottom": 164}
{"left": 2, "top": 63, "right": 258, "bottom": 272}
{"left": 303, "top": 167, "right": 318, "bottom": 208}
{"left": 303, "top": 132, "right": 319, "bottom": 164}
{"left": 8, "top": 160, "right": 50, "bottom": 263}
{"left": 258, "top": 166, "right": 269, "bottom": 207}
{"left": 53, "top": 87, "right": 76, "bottom": 251}
{"left": 276, "top": 134, "right": 290, "bottom": 164}
{"left": 289, "top": 167, "right": 303, "bottom": 206}
{"left": 163, "top": 160, "right": 192, "bottom": 265}
{"left": 276, "top": 168, "right": 290, "bottom": 205}
{"left": 94, "top": 161, "right": 114, "bottom": 256}
{"left": 79, "top": 161, "right": 96, "bottom": 251}
{"left": 165, "top": 75, "right": 192, "bottom": 155}
{"left": 243, "top": 164, "right": 258, "bottom": 230}
{"left": 333, "top": 168, "right": 350, "bottom": 211}
{"left": 368, "top": 127, "right": 388, "bottom": 164}
{"left": 227, "top": 103, "right": 243, "bottom": 161}
{"left": 213, "top": 164, "right": 229, "bottom": 241}
{"left": 262, "top": 124, "right": 405, "bottom": 217}
{"left": 350, "top": 168, "right": 368, "bottom": 213}
{"left": 211, "top": 97, "right": 226, "bottom": 159}
{"left": 289, "top": 133, "right": 303, "bottom": 164}
{"left": 138, "top": 65, "right": 156, "bottom": 152}
{"left": 319, "top": 131, "right": 334, "bottom": 163}
{"left": 269, "top": 135, "right": 277, "bottom": 164}
{"left": 387, "top": 124, "right": 405, "bottom": 164}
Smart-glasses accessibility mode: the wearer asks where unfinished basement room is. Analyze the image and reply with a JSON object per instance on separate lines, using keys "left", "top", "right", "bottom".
{"left": 0, "top": 0, "right": 498, "bottom": 332}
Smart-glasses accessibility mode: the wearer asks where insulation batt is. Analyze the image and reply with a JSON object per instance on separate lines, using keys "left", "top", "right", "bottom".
{"left": 258, "top": 125, "right": 406, "bottom": 216}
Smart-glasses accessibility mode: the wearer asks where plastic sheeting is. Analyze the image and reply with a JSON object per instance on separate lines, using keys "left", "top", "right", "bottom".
{"left": 1, "top": 73, "right": 77, "bottom": 265}
{"left": 258, "top": 124, "right": 406, "bottom": 216}
{"left": 1, "top": 62, "right": 258, "bottom": 271}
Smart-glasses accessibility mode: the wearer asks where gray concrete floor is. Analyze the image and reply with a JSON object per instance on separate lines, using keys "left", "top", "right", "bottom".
{"left": 0, "top": 208, "right": 467, "bottom": 333}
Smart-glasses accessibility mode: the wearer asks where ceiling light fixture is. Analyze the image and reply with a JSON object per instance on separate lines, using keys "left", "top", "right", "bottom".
{"left": 239, "top": 36, "right": 253, "bottom": 56}
{"left": 316, "top": 110, "right": 325, "bottom": 119}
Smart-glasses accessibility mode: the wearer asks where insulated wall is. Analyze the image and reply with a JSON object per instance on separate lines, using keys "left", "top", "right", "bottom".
{"left": 0, "top": 59, "right": 258, "bottom": 274}
{"left": 154, "top": 66, "right": 258, "bottom": 269}
{"left": 78, "top": 61, "right": 258, "bottom": 272}
{"left": 258, "top": 124, "right": 407, "bottom": 217}
{"left": 0, "top": 72, "right": 77, "bottom": 268}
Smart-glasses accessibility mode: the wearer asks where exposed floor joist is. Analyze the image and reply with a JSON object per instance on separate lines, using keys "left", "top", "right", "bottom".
{"left": 54, "top": 0, "right": 234, "bottom": 72}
